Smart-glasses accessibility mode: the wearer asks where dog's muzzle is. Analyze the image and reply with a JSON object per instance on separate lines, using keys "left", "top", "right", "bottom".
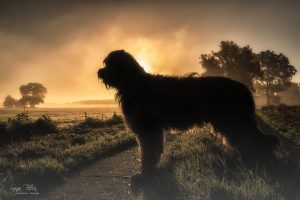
{"left": 98, "top": 68, "right": 105, "bottom": 79}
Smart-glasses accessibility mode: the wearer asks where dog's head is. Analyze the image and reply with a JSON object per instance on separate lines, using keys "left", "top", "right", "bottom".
{"left": 98, "top": 50, "right": 145, "bottom": 90}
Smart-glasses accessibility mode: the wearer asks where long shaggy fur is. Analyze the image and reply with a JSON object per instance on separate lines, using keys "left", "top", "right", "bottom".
{"left": 98, "top": 50, "right": 280, "bottom": 177}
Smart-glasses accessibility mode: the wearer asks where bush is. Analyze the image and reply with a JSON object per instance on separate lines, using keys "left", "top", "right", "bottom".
{"left": 6, "top": 111, "right": 33, "bottom": 137}
{"left": 105, "top": 112, "right": 123, "bottom": 126}
{"left": 75, "top": 117, "right": 105, "bottom": 129}
{"left": 74, "top": 113, "right": 123, "bottom": 130}
{"left": 33, "top": 115, "right": 57, "bottom": 134}
{"left": 0, "top": 122, "right": 7, "bottom": 142}
{"left": 0, "top": 112, "right": 57, "bottom": 145}
{"left": 0, "top": 122, "right": 6, "bottom": 133}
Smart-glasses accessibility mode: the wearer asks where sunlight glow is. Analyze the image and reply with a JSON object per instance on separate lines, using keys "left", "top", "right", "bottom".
{"left": 135, "top": 48, "right": 153, "bottom": 73}
{"left": 137, "top": 58, "right": 151, "bottom": 73}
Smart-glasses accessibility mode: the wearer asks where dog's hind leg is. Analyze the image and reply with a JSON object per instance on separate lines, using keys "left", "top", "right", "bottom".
{"left": 212, "top": 116, "right": 280, "bottom": 164}
{"left": 136, "top": 129, "right": 164, "bottom": 177}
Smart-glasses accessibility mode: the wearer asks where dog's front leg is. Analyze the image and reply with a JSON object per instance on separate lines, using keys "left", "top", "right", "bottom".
{"left": 137, "top": 129, "right": 164, "bottom": 178}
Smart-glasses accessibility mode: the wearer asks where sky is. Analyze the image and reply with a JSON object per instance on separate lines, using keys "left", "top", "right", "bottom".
{"left": 0, "top": 0, "right": 300, "bottom": 107}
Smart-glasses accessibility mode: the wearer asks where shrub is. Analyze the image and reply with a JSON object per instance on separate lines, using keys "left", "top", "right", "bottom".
{"left": 0, "top": 112, "right": 57, "bottom": 145}
{"left": 105, "top": 112, "right": 123, "bottom": 126}
{"left": 6, "top": 111, "right": 33, "bottom": 137}
{"left": 74, "top": 113, "right": 123, "bottom": 130}
{"left": 75, "top": 117, "right": 104, "bottom": 129}
{"left": 0, "top": 122, "right": 7, "bottom": 142}
{"left": 0, "top": 122, "right": 6, "bottom": 133}
{"left": 33, "top": 115, "right": 57, "bottom": 134}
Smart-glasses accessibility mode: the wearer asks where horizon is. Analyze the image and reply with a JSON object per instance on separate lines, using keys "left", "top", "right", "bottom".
{"left": 0, "top": 98, "right": 118, "bottom": 109}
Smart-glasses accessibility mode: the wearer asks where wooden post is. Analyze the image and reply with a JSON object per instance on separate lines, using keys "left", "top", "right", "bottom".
{"left": 84, "top": 112, "right": 87, "bottom": 119}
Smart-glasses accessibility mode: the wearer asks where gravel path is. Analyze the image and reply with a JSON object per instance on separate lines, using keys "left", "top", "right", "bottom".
{"left": 43, "top": 146, "right": 143, "bottom": 200}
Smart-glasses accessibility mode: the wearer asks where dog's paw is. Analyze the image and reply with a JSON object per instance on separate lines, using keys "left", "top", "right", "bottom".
{"left": 130, "top": 173, "right": 153, "bottom": 194}
{"left": 131, "top": 173, "right": 149, "bottom": 184}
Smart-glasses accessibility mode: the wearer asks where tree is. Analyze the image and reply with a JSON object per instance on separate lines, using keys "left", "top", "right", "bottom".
{"left": 2, "top": 83, "right": 47, "bottom": 108}
{"left": 200, "top": 41, "right": 262, "bottom": 91}
{"left": 3, "top": 95, "right": 17, "bottom": 108}
{"left": 19, "top": 83, "right": 47, "bottom": 107}
{"left": 255, "top": 50, "right": 297, "bottom": 106}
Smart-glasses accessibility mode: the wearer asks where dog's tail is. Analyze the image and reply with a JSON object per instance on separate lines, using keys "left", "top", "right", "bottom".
{"left": 255, "top": 116, "right": 300, "bottom": 157}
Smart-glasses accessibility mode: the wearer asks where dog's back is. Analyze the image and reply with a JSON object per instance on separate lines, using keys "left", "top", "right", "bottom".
{"left": 130, "top": 74, "right": 255, "bottom": 129}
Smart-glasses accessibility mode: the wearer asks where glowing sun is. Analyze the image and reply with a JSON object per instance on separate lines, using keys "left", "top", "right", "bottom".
{"left": 138, "top": 58, "right": 152, "bottom": 73}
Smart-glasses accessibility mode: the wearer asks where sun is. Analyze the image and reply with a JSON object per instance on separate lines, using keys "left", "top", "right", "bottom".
{"left": 134, "top": 48, "right": 153, "bottom": 73}
{"left": 137, "top": 59, "right": 151, "bottom": 73}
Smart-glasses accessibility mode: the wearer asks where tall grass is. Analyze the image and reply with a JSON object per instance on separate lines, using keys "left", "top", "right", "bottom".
{"left": 157, "top": 126, "right": 299, "bottom": 200}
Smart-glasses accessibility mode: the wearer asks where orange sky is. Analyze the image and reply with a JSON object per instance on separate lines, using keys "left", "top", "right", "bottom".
{"left": 1, "top": 1, "right": 299, "bottom": 107}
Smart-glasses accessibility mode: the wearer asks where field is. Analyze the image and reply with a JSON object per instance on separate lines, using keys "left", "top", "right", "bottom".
{"left": 0, "top": 105, "right": 299, "bottom": 199}
{"left": 0, "top": 107, "right": 121, "bottom": 128}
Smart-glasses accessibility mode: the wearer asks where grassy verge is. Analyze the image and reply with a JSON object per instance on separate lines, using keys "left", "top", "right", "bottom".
{"left": 156, "top": 125, "right": 299, "bottom": 200}
{"left": 0, "top": 113, "right": 135, "bottom": 198}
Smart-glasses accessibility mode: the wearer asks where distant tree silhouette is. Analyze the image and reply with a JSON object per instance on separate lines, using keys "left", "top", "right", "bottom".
{"left": 3, "top": 95, "right": 17, "bottom": 108}
{"left": 200, "top": 41, "right": 262, "bottom": 91}
{"left": 19, "top": 83, "right": 47, "bottom": 107}
{"left": 255, "top": 50, "right": 297, "bottom": 106}
{"left": 2, "top": 83, "right": 47, "bottom": 108}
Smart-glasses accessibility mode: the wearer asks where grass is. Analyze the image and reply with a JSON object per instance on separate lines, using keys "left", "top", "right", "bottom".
{"left": 1, "top": 105, "right": 299, "bottom": 199}
{"left": 257, "top": 105, "right": 300, "bottom": 144}
{"left": 156, "top": 125, "right": 299, "bottom": 200}
{"left": 0, "top": 112, "right": 135, "bottom": 199}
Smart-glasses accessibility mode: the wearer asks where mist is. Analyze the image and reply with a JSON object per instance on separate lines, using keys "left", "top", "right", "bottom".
{"left": 1, "top": 0, "right": 299, "bottom": 105}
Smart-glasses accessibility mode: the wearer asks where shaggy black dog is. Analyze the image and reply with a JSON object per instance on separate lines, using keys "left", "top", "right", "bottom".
{"left": 98, "top": 50, "right": 280, "bottom": 178}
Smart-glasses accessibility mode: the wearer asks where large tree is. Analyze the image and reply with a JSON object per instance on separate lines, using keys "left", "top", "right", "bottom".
{"left": 200, "top": 41, "right": 262, "bottom": 91}
{"left": 255, "top": 50, "right": 297, "bottom": 106}
{"left": 19, "top": 83, "right": 47, "bottom": 107}
{"left": 2, "top": 83, "right": 48, "bottom": 108}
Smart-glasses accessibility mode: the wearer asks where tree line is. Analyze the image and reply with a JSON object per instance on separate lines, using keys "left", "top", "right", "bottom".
{"left": 200, "top": 41, "right": 298, "bottom": 105}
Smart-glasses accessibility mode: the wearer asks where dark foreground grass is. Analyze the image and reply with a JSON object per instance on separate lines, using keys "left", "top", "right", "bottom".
{"left": 152, "top": 125, "right": 300, "bottom": 200}
{"left": 0, "top": 114, "right": 135, "bottom": 199}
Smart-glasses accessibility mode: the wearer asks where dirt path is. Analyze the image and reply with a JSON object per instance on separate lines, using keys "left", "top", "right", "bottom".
{"left": 43, "top": 146, "right": 143, "bottom": 200}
